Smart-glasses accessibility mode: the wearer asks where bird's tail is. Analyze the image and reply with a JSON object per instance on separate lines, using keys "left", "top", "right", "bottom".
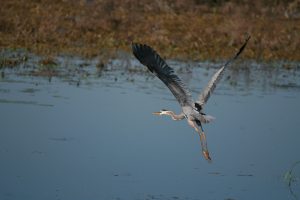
{"left": 201, "top": 114, "right": 215, "bottom": 123}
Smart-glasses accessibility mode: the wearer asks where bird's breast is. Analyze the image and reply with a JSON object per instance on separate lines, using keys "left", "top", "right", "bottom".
{"left": 182, "top": 106, "right": 193, "bottom": 115}
{"left": 182, "top": 106, "right": 201, "bottom": 119}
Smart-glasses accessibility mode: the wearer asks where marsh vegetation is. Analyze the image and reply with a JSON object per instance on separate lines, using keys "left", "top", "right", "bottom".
{"left": 0, "top": 0, "right": 299, "bottom": 60}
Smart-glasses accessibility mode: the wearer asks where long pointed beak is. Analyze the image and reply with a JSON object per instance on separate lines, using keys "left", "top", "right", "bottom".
{"left": 152, "top": 111, "right": 161, "bottom": 115}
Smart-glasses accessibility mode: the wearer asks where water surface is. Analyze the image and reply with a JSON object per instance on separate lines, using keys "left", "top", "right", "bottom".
{"left": 0, "top": 55, "right": 300, "bottom": 200}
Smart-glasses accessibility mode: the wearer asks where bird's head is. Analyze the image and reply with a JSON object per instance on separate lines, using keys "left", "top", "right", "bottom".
{"left": 152, "top": 109, "right": 170, "bottom": 116}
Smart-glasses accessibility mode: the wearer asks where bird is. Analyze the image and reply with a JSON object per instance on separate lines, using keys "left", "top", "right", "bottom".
{"left": 132, "top": 36, "right": 250, "bottom": 161}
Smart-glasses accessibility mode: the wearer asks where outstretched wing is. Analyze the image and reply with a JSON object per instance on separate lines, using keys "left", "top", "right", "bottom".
{"left": 132, "top": 43, "right": 193, "bottom": 107}
{"left": 198, "top": 36, "right": 250, "bottom": 106}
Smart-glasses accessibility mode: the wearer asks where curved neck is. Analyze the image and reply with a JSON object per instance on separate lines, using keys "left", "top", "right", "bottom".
{"left": 164, "top": 111, "right": 185, "bottom": 120}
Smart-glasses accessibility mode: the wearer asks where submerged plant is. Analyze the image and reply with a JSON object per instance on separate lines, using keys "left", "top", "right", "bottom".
{"left": 284, "top": 161, "right": 300, "bottom": 199}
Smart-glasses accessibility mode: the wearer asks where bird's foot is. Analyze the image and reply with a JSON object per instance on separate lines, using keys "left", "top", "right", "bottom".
{"left": 202, "top": 150, "right": 212, "bottom": 162}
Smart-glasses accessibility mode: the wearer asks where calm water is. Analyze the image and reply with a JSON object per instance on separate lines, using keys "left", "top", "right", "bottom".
{"left": 0, "top": 54, "right": 300, "bottom": 200}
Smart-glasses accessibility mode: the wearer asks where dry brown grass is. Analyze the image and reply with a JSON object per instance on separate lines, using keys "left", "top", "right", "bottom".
{"left": 0, "top": 0, "right": 299, "bottom": 61}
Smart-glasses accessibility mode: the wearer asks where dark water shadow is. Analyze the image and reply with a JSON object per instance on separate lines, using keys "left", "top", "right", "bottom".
{"left": 0, "top": 98, "right": 53, "bottom": 107}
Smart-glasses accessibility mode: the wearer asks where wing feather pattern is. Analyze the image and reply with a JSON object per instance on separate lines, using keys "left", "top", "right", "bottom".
{"left": 198, "top": 36, "right": 250, "bottom": 106}
{"left": 132, "top": 43, "right": 193, "bottom": 107}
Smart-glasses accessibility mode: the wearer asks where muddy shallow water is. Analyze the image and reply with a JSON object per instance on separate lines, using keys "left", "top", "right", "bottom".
{"left": 0, "top": 54, "right": 300, "bottom": 200}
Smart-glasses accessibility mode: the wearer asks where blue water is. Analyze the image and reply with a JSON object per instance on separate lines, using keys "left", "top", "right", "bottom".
{"left": 0, "top": 57, "right": 299, "bottom": 200}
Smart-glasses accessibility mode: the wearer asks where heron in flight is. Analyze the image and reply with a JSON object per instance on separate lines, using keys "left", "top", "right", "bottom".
{"left": 132, "top": 36, "right": 250, "bottom": 161}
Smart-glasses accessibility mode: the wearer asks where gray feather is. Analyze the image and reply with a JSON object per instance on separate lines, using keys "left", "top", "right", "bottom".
{"left": 132, "top": 43, "right": 193, "bottom": 107}
{"left": 198, "top": 36, "right": 250, "bottom": 106}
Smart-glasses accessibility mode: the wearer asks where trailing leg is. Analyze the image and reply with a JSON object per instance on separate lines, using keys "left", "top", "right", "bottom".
{"left": 187, "top": 119, "right": 212, "bottom": 161}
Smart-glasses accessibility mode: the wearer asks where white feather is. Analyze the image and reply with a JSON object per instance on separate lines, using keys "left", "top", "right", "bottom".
{"left": 202, "top": 114, "right": 215, "bottom": 123}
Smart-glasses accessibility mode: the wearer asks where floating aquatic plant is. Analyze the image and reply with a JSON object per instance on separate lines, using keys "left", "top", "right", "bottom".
{"left": 284, "top": 161, "right": 300, "bottom": 199}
